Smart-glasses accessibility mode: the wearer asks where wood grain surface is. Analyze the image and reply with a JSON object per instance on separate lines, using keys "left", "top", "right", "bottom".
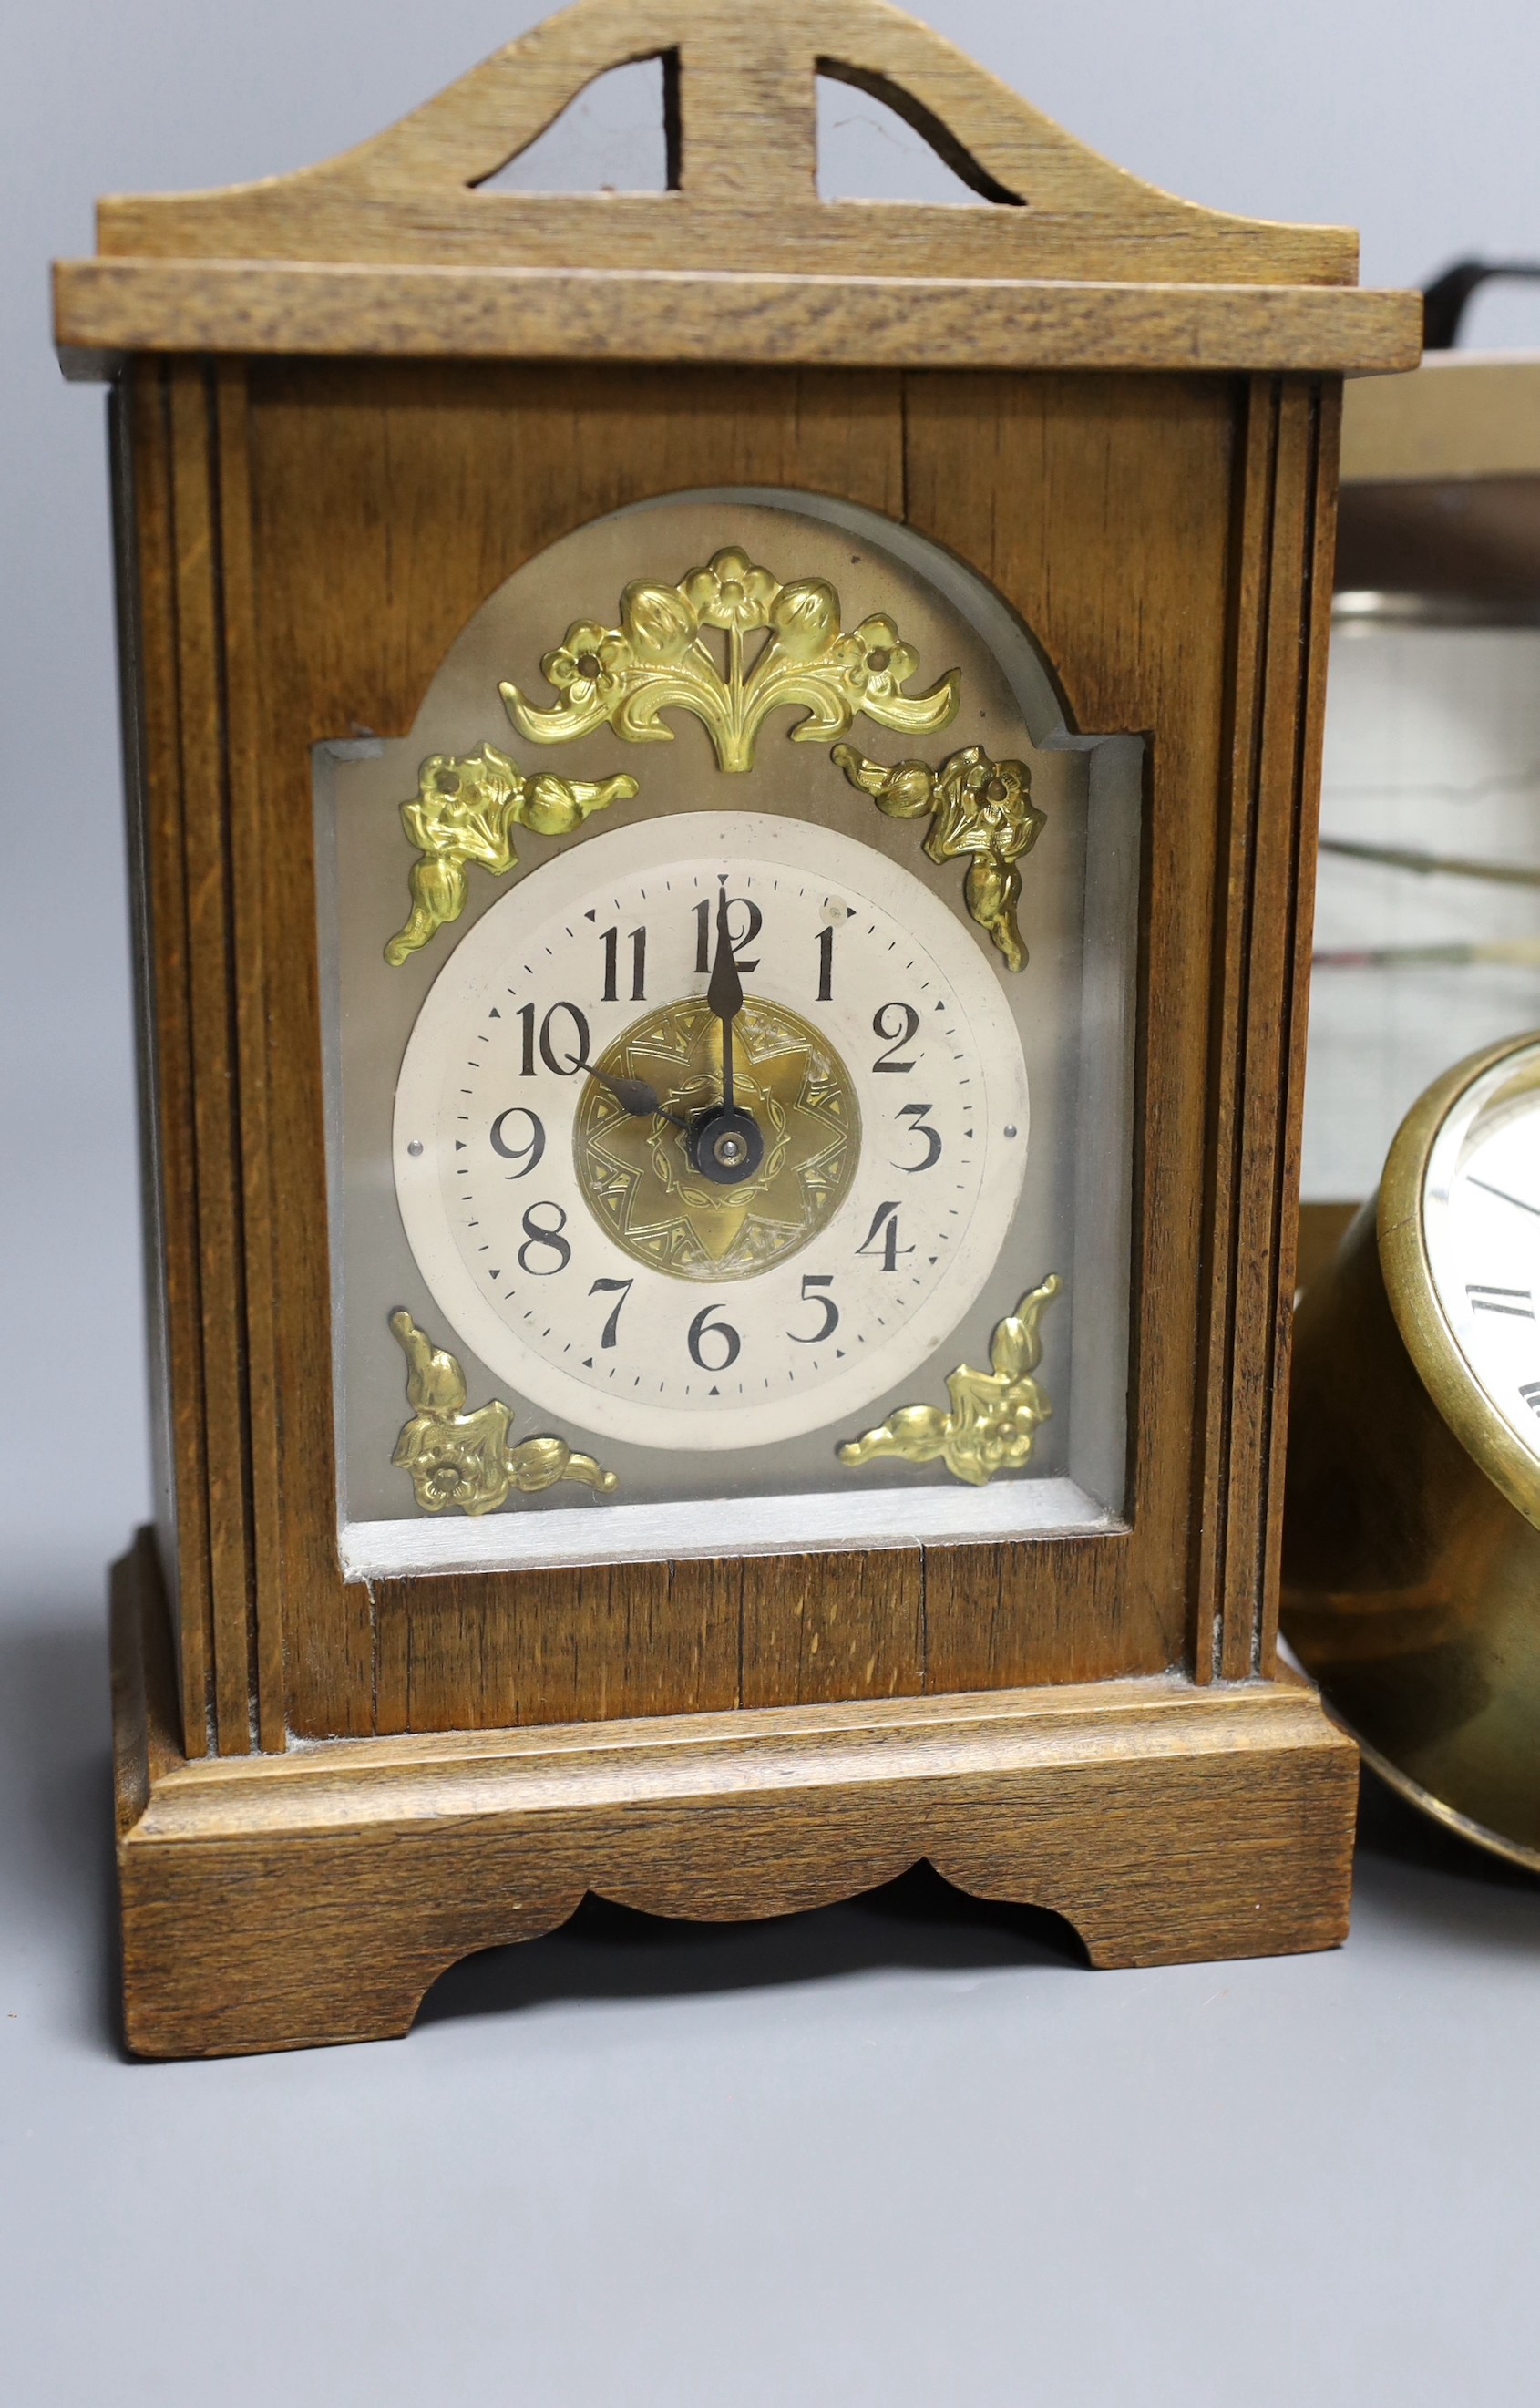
{"left": 90, "top": 0, "right": 1368, "bottom": 2050}
{"left": 55, "top": 0, "right": 1421, "bottom": 376}
{"left": 111, "top": 355, "right": 1340, "bottom": 1744}
{"left": 85, "top": 0, "right": 1357, "bottom": 287}
{"left": 114, "top": 1530, "right": 1359, "bottom": 2057}
{"left": 56, "top": 262, "right": 1419, "bottom": 375}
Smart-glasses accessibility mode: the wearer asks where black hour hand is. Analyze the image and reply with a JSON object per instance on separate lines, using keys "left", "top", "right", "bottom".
{"left": 590, "top": 1066, "right": 687, "bottom": 1129}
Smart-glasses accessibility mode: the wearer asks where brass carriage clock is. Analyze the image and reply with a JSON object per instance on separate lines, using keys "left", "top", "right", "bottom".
{"left": 54, "top": 0, "right": 1418, "bottom": 2054}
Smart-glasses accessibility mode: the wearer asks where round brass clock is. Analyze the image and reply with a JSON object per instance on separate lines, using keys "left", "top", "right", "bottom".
{"left": 1284, "top": 1030, "right": 1540, "bottom": 1865}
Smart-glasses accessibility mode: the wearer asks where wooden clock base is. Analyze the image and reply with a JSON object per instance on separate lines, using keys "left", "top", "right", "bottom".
{"left": 111, "top": 1534, "right": 1358, "bottom": 2059}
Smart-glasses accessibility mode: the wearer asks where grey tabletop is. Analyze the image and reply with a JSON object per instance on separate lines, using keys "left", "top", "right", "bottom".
{"left": 5, "top": 1539, "right": 1539, "bottom": 2406}
{"left": 7, "top": 0, "right": 1540, "bottom": 2397}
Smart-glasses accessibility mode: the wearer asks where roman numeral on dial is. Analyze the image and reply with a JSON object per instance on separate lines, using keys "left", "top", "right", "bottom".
{"left": 1466, "top": 1283, "right": 1535, "bottom": 1318}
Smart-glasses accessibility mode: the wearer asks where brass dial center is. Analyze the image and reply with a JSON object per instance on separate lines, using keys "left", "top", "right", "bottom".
{"left": 573, "top": 997, "right": 859, "bottom": 1281}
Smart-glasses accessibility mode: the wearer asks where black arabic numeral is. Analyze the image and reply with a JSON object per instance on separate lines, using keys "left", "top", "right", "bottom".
{"left": 489, "top": 1106, "right": 546, "bottom": 1178}
{"left": 871, "top": 1001, "right": 919, "bottom": 1073}
{"left": 518, "top": 1201, "right": 571, "bottom": 1276}
{"left": 687, "top": 1302, "right": 742, "bottom": 1373}
{"left": 816, "top": 923, "right": 835, "bottom": 1002}
{"left": 589, "top": 1276, "right": 633, "bottom": 1348}
{"left": 601, "top": 926, "right": 647, "bottom": 1003}
{"left": 693, "top": 892, "right": 762, "bottom": 973}
{"left": 893, "top": 1101, "right": 941, "bottom": 1172}
{"left": 539, "top": 1002, "right": 592, "bottom": 1075}
{"left": 856, "top": 1200, "right": 914, "bottom": 1273}
{"left": 789, "top": 1273, "right": 839, "bottom": 1343}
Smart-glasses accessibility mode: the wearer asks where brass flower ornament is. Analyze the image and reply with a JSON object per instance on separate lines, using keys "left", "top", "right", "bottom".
{"left": 501, "top": 546, "right": 960, "bottom": 774}
{"left": 831, "top": 742, "right": 1046, "bottom": 971}
{"left": 389, "top": 1311, "right": 617, "bottom": 1514}
{"left": 385, "top": 742, "right": 637, "bottom": 964}
{"left": 838, "top": 1277, "right": 1061, "bottom": 1486}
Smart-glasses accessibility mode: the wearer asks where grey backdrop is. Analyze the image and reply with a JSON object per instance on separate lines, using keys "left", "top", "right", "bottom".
{"left": 3, "top": 5, "right": 1539, "bottom": 2402}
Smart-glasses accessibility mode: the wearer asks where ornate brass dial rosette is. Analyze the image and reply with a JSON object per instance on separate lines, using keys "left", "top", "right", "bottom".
{"left": 573, "top": 999, "right": 858, "bottom": 1281}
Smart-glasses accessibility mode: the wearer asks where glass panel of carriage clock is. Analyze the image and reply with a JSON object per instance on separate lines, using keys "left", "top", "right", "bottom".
{"left": 313, "top": 490, "right": 1140, "bottom": 1578}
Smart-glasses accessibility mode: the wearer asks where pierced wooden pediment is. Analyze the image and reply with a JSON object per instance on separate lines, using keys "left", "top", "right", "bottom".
{"left": 95, "top": 0, "right": 1357, "bottom": 288}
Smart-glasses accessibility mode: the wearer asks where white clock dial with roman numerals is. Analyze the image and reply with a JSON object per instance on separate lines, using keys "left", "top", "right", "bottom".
{"left": 394, "top": 811, "right": 1030, "bottom": 1450}
{"left": 1424, "top": 1050, "right": 1540, "bottom": 1468}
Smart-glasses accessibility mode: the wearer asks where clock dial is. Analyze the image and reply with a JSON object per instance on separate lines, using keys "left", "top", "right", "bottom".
{"left": 394, "top": 811, "right": 1030, "bottom": 1450}
{"left": 1423, "top": 1042, "right": 1540, "bottom": 1468}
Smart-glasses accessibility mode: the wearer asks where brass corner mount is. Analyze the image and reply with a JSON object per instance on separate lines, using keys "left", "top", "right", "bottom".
{"left": 389, "top": 1311, "right": 617, "bottom": 1515}
{"left": 832, "top": 743, "right": 1044, "bottom": 972}
{"left": 385, "top": 746, "right": 636, "bottom": 965}
{"left": 839, "top": 1275, "right": 1061, "bottom": 1485}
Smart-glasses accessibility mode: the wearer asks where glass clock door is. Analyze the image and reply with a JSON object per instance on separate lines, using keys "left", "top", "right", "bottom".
{"left": 313, "top": 490, "right": 1140, "bottom": 1577}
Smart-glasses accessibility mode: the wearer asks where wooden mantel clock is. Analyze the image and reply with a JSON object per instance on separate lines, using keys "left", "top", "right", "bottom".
{"left": 54, "top": 0, "right": 1419, "bottom": 2056}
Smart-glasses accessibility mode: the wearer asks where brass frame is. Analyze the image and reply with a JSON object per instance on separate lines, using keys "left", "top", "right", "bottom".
{"left": 1348, "top": 1726, "right": 1540, "bottom": 1874}
{"left": 1284, "top": 1030, "right": 1540, "bottom": 1869}
{"left": 1379, "top": 1033, "right": 1540, "bottom": 1533}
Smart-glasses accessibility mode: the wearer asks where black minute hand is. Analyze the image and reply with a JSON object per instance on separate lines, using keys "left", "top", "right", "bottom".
{"left": 706, "top": 877, "right": 744, "bottom": 1110}
{"left": 1468, "top": 1174, "right": 1540, "bottom": 1219}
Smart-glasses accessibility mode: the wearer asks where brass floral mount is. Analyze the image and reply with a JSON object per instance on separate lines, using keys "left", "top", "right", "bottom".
{"left": 385, "top": 743, "right": 637, "bottom": 965}
{"left": 838, "top": 1275, "right": 1061, "bottom": 1486}
{"left": 389, "top": 1310, "right": 617, "bottom": 1513}
{"left": 499, "top": 546, "right": 961, "bottom": 775}
{"left": 831, "top": 744, "right": 1045, "bottom": 972}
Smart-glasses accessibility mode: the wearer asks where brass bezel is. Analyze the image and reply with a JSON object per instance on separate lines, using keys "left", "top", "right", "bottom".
{"left": 1378, "top": 1027, "right": 1540, "bottom": 1532}
{"left": 1351, "top": 1725, "right": 1540, "bottom": 1875}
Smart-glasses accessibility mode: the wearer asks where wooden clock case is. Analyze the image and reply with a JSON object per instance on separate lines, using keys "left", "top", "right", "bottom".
{"left": 53, "top": 0, "right": 1421, "bottom": 2057}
